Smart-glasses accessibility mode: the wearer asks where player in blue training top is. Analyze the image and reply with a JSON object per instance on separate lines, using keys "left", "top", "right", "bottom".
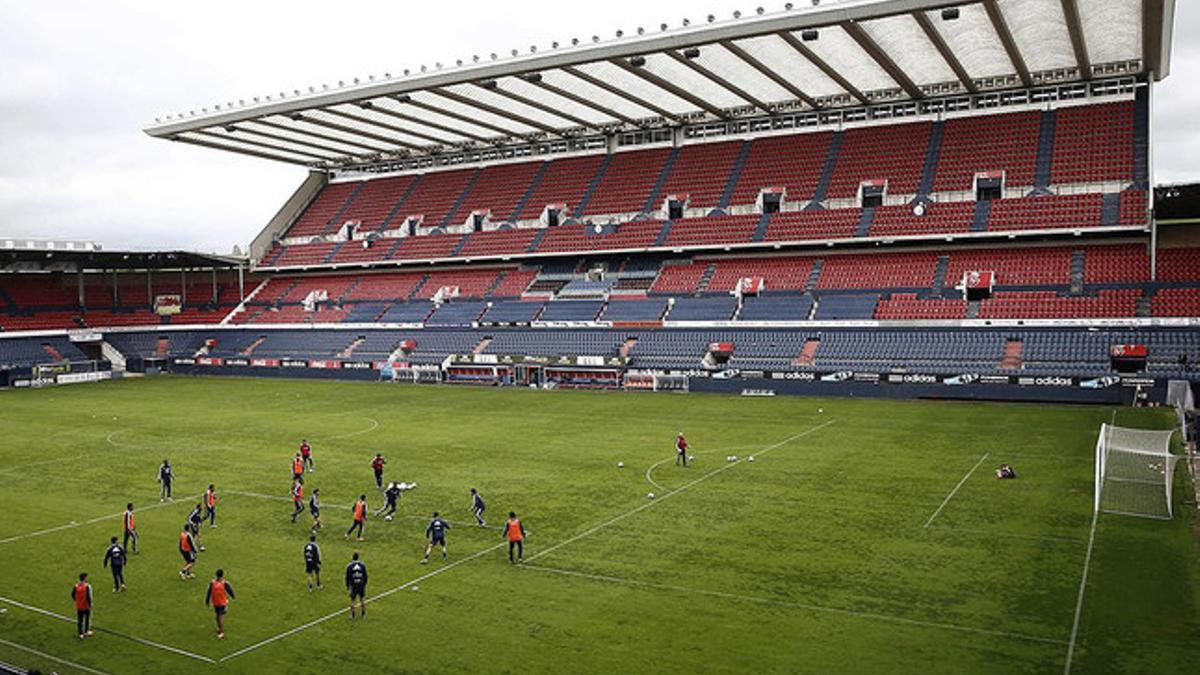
{"left": 421, "top": 512, "right": 451, "bottom": 564}
{"left": 469, "top": 488, "right": 486, "bottom": 527}
{"left": 303, "top": 534, "right": 323, "bottom": 591}
{"left": 102, "top": 536, "right": 127, "bottom": 592}
{"left": 345, "top": 552, "right": 368, "bottom": 619}
{"left": 157, "top": 459, "right": 173, "bottom": 502}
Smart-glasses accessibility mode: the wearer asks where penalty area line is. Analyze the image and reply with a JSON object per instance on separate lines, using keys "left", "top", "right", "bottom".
{"left": 521, "top": 564, "right": 1067, "bottom": 647}
{"left": 923, "top": 452, "right": 990, "bottom": 529}
{"left": 0, "top": 595, "right": 215, "bottom": 664}
{"left": 0, "top": 495, "right": 199, "bottom": 546}
{"left": 0, "top": 636, "right": 112, "bottom": 675}
{"left": 219, "top": 541, "right": 507, "bottom": 663}
{"left": 539, "top": 419, "right": 836, "bottom": 564}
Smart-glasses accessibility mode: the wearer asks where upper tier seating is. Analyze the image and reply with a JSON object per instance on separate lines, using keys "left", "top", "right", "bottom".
{"left": 583, "top": 148, "right": 671, "bottom": 216}
{"left": 870, "top": 201, "right": 975, "bottom": 237}
{"left": 729, "top": 132, "right": 833, "bottom": 206}
{"left": 827, "top": 122, "right": 930, "bottom": 199}
{"left": 515, "top": 155, "right": 604, "bottom": 220}
{"left": 816, "top": 252, "right": 940, "bottom": 289}
{"left": 657, "top": 140, "right": 744, "bottom": 212}
{"left": 395, "top": 167, "right": 478, "bottom": 228}
{"left": 457, "top": 161, "right": 543, "bottom": 223}
{"left": 1051, "top": 101, "right": 1134, "bottom": 185}
{"left": 285, "top": 182, "right": 360, "bottom": 239}
{"left": 933, "top": 110, "right": 1042, "bottom": 192}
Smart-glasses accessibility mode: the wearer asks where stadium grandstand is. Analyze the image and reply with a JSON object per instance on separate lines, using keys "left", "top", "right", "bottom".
{"left": 1, "top": 0, "right": 1195, "bottom": 404}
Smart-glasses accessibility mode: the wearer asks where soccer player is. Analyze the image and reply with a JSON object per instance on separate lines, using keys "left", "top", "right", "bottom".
{"left": 122, "top": 503, "right": 138, "bottom": 554}
{"left": 102, "top": 536, "right": 126, "bottom": 592}
{"left": 369, "top": 454, "right": 386, "bottom": 489}
{"left": 290, "top": 478, "right": 305, "bottom": 523}
{"left": 187, "top": 502, "right": 205, "bottom": 551}
{"left": 179, "top": 525, "right": 197, "bottom": 579}
{"left": 71, "top": 572, "right": 93, "bottom": 639}
{"left": 303, "top": 534, "right": 323, "bottom": 592}
{"left": 204, "top": 484, "right": 219, "bottom": 528}
{"left": 309, "top": 488, "right": 323, "bottom": 531}
{"left": 292, "top": 454, "right": 304, "bottom": 482}
{"left": 376, "top": 482, "right": 401, "bottom": 519}
{"left": 469, "top": 488, "right": 486, "bottom": 527}
{"left": 674, "top": 432, "right": 689, "bottom": 468}
{"left": 345, "top": 552, "right": 368, "bottom": 620}
{"left": 205, "top": 569, "right": 235, "bottom": 639}
{"left": 421, "top": 512, "right": 450, "bottom": 564}
{"left": 344, "top": 495, "right": 367, "bottom": 541}
{"left": 157, "top": 459, "right": 173, "bottom": 502}
{"left": 503, "top": 512, "right": 526, "bottom": 564}
{"left": 300, "top": 439, "right": 314, "bottom": 473}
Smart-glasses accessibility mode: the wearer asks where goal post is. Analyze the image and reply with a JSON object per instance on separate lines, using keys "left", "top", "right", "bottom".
{"left": 1094, "top": 423, "right": 1180, "bottom": 520}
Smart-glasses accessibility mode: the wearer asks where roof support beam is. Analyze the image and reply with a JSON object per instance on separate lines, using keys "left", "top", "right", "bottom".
{"left": 1059, "top": 0, "right": 1092, "bottom": 80}
{"left": 521, "top": 74, "right": 644, "bottom": 127}
{"left": 193, "top": 130, "right": 335, "bottom": 162}
{"left": 719, "top": 40, "right": 821, "bottom": 109}
{"left": 840, "top": 20, "right": 924, "bottom": 99}
{"left": 472, "top": 82, "right": 604, "bottom": 131}
{"left": 982, "top": 0, "right": 1033, "bottom": 88}
{"left": 252, "top": 119, "right": 389, "bottom": 153}
{"left": 429, "top": 87, "right": 565, "bottom": 137}
{"left": 355, "top": 101, "right": 491, "bottom": 143}
{"left": 391, "top": 96, "right": 516, "bottom": 140}
{"left": 560, "top": 66, "right": 685, "bottom": 124}
{"left": 776, "top": 31, "right": 871, "bottom": 106}
{"left": 912, "top": 11, "right": 978, "bottom": 94}
{"left": 1143, "top": 0, "right": 1173, "bottom": 80}
{"left": 289, "top": 113, "right": 424, "bottom": 151}
{"left": 227, "top": 123, "right": 363, "bottom": 156}
{"left": 169, "top": 135, "right": 314, "bottom": 166}
{"left": 609, "top": 57, "right": 729, "bottom": 120}
{"left": 663, "top": 50, "right": 774, "bottom": 115}
{"left": 322, "top": 107, "right": 456, "bottom": 146}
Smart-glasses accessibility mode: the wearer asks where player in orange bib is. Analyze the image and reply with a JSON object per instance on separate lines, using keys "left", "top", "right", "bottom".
{"left": 344, "top": 495, "right": 367, "bottom": 541}
{"left": 292, "top": 454, "right": 304, "bottom": 481}
{"left": 204, "top": 568, "right": 236, "bottom": 639}
{"left": 503, "top": 512, "right": 526, "bottom": 564}
{"left": 203, "top": 485, "right": 219, "bottom": 528}
{"left": 179, "top": 525, "right": 197, "bottom": 579}
{"left": 122, "top": 503, "right": 138, "bottom": 554}
{"left": 71, "top": 572, "right": 94, "bottom": 639}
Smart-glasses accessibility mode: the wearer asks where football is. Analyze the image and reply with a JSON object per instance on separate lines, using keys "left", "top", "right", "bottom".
{"left": 646, "top": 492, "right": 655, "bottom": 499}
{"left": 748, "top": 456, "right": 755, "bottom": 462}
{"left": 617, "top": 461, "right": 624, "bottom": 468}
{"left": 384, "top": 515, "right": 393, "bottom": 521}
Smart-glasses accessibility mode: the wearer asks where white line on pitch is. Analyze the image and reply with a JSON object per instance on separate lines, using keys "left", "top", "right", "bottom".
{"left": 535, "top": 420, "right": 836, "bottom": 564}
{"left": 0, "top": 496, "right": 198, "bottom": 545}
{"left": 0, "top": 594, "right": 215, "bottom": 664}
{"left": 1063, "top": 509, "right": 1099, "bottom": 674}
{"left": 219, "top": 541, "right": 506, "bottom": 662}
{"left": 325, "top": 416, "right": 379, "bottom": 440}
{"left": 0, "top": 636, "right": 112, "bottom": 675}
{"left": 521, "top": 563, "right": 1067, "bottom": 647}
{"left": 923, "top": 452, "right": 990, "bottom": 529}
{"left": 928, "top": 526, "right": 1085, "bottom": 545}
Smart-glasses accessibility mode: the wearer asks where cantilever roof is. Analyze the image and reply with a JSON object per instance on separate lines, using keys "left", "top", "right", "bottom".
{"left": 144, "top": 0, "right": 1175, "bottom": 169}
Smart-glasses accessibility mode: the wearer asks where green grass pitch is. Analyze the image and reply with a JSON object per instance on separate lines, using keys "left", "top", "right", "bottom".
{"left": 0, "top": 377, "right": 1195, "bottom": 674}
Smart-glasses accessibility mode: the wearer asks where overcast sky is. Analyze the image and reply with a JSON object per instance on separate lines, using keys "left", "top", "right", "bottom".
{"left": 0, "top": 1, "right": 1195, "bottom": 253}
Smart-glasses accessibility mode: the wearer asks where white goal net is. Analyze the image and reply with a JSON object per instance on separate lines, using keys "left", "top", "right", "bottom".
{"left": 1094, "top": 423, "right": 1180, "bottom": 520}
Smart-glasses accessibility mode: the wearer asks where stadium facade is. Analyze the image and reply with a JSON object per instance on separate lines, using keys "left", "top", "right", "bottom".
{"left": 1, "top": 0, "right": 1196, "bottom": 403}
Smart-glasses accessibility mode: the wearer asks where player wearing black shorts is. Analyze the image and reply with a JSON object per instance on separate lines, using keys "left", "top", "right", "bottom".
{"left": 102, "top": 536, "right": 127, "bottom": 592}
{"left": 303, "top": 534, "right": 322, "bottom": 591}
{"left": 421, "top": 512, "right": 451, "bottom": 564}
{"left": 158, "top": 459, "right": 173, "bottom": 502}
{"left": 376, "top": 483, "right": 401, "bottom": 518}
{"left": 345, "top": 552, "right": 368, "bottom": 619}
{"left": 187, "top": 502, "right": 205, "bottom": 551}
{"left": 179, "top": 526, "right": 197, "bottom": 579}
{"left": 309, "top": 488, "right": 323, "bottom": 531}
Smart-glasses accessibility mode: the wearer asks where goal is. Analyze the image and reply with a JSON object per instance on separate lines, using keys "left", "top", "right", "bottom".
{"left": 1094, "top": 423, "right": 1180, "bottom": 520}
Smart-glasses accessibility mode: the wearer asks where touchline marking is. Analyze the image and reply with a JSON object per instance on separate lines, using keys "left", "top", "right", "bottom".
{"left": 0, "top": 595, "right": 215, "bottom": 664}
{"left": 536, "top": 420, "right": 836, "bottom": 564}
{"left": 219, "top": 541, "right": 507, "bottom": 662}
{"left": 1063, "top": 509, "right": 1099, "bottom": 675}
{"left": 0, "top": 636, "right": 112, "bottom": 675}
{"left": 521, "top": 564, "right": 1066, "bottom": 647}
{"left": 0, "top": 496, "right": 198, "bottom": 545}
{"left": 923, "top": 452, "right": 990, "bottom": 529}
{"left": 929, "top": 526, "right": 1085, "bottom": 545}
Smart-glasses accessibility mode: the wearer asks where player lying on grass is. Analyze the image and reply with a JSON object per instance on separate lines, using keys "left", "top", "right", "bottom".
{"left": 995, "top": 464, "right": 1017, "bottom": 479}
{"left": 346, "top": 552, "right": 368, "bottom": 620}
{"left": 102, "top": 536, "right": 127, "bottom": 592}
{"left": 71, "top": 572, "right": 93, "bottom": 639}
{"left": 304, "top": 534, "right": 323, "bottom": 591}
{"left": 205, "top": 569, "right": 235, "bottom": 639}
{"left": 421, "top": 512, "right": 450, "bottom": 564}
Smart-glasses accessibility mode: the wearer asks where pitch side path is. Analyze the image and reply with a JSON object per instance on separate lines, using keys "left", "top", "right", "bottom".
{"left": 0, "top": 377, "right": 1195, "bottom": 674}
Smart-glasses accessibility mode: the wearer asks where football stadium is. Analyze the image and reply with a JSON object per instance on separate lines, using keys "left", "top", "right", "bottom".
{"left": 1, "top": 1, "right": 1198, "bottom": 673}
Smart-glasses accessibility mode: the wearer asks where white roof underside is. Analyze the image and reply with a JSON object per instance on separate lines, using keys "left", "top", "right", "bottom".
{"left": 145, "top": 0, "right": 1174, "bottom": 169}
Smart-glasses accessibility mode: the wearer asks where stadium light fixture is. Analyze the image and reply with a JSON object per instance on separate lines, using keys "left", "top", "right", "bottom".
{"left": 523, "top": 73, "right": 543, "bottom": 83}
{"left": 682, "top": 18, "right": 690, "bottom": 26}
{"left": 660, "top": 23, "right": 668, "bottom": 31}
{"left": 592, "top": 35, "right": 600, "bottom": 42}
{"left": 785, "top": 3, "right": 793, "bottom": 9}
{"left": 616, "top": 30, "right": 623, "bottom": 37}
{"left": 733, "top": 11, "right": 741, "bottom": 19}
{"left": 707, "top": 14, "right": 715, "bottom": 22}
{"left": 683, "top": 47, "right": 701, "bottom": 59}
{"left": 637, "top": 27, "right": 645, "bottom": 35}
{"left": 630, "top": 56, "right": 647, "bottom": 67}
{"left": 801, "top": 29, "right": 819, "bottom": 41}
{"left": 479, "top": 79, "right": 499, "bottom": 90}
{"left": 941, "top": 7, "right": 960, "bottom": 20}
{"left": 396, "top": 95, "right": 412, "bottom": 103}
{"left": 757, "top": 7, "right": 765, "bottom": 15}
